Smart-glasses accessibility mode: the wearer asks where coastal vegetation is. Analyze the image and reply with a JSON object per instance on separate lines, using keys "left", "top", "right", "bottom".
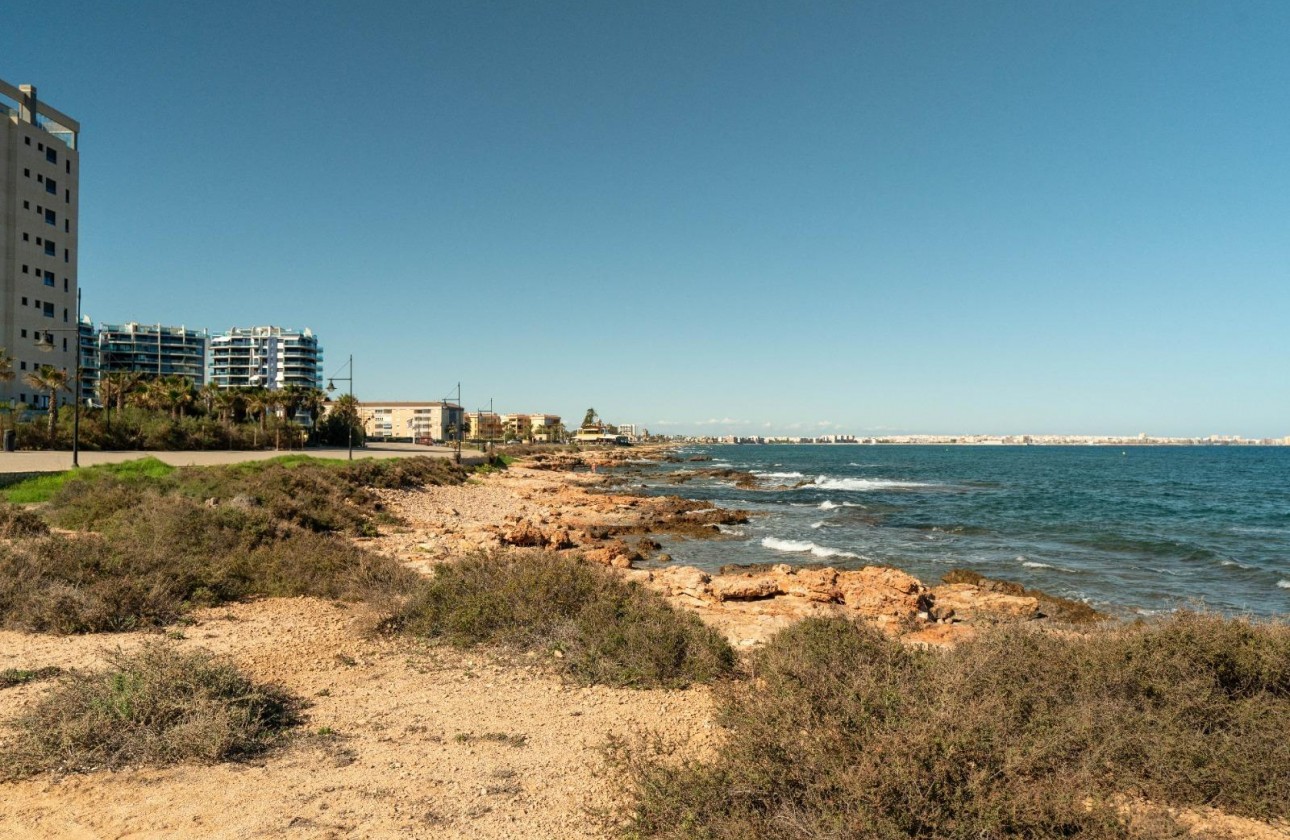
{"left": 1, "top": 644, "right": 300, "bottom": 778}
{"left": 1, "top": 368, "right": 366, "bottom": 452}
{"left": 618, "top": 613, "right": 1290, "bottom": 839}
{"left": 388, "top": 551, "right": 735, "bottom": 689}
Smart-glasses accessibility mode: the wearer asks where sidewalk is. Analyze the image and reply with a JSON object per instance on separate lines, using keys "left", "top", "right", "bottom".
{"left": 0, "top": 442, "right": 482, "bottom": 474}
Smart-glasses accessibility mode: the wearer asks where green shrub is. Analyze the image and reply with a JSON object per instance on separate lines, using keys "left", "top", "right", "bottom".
{"left": 1, "top": 644, "right": 300, "bottom": 776}
{"left": 390, "top": 552, "right": 734, "bottom": 689}
{"left": 0, "top": 666, "right": 62, "bottom": 689}
{"left": 0, "top": 496, "right": 419, "bottom": 633}
{"left": 621, "top": 613, "right": 1290, "bottom": 838}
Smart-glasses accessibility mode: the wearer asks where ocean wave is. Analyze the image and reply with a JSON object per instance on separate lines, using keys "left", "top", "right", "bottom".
{"left": 754, "top": 471, "right": 805, "bottom": 479}
{"left": 810, "top": 521, "right": 824, "bottom": 529}
{"left": 805, "top": 476, "right": 939, "bottom": 492}
{"left": 716, "top": 524, "right": 745, "bottom": 536}
{"left": 819, "top": 500, "right": 838, "bottom": 510}
{"left": 761, "top": 536, "right": 859, "bottom": 559}
{"left": 1278, "top": 580, "right": 1290, "bottom": 590}
{"left": 1021, "top": 560, "right": 1054, "bottom": 569}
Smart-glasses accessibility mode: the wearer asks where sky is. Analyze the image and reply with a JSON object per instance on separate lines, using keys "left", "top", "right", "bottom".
{"left": 5, "top": 1, "right": 1289, "bottom": 438}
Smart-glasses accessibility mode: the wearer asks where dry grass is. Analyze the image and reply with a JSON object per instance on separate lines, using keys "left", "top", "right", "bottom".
{"left": 619, "top": 612, "right": 1290, "bottom": 839}
{"left": 388, "top": 551, "right": 735, "bottom": 689}
{"left": 0, "top": 501, "right": 50, "bottom": 539}
{"left": 1, "top": 643, "right": 300, "bottom": 778}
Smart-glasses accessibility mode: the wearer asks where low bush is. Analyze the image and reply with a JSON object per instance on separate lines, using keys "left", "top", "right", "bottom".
{"left": 0, "top": 496, "right": 419, "bottom": 633}
{"left": 0, "top": 666, "right": 62, "bottom": 689}
{"left": 621, "top": 613, "right": 1290, "bottom": 838}
{"left": 389, "top": 551, "right": 734, "bottom": 689}
{"left": 0, "top": 501, "right": 50, "bottom": 538}
{"left": 1, "top": 644, "right": 300, "bottom": 776}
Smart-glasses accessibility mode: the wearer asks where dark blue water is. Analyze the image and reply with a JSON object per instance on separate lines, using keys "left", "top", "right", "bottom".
{"left": 630, "top": 445, "right": 1290, "bottom": 617}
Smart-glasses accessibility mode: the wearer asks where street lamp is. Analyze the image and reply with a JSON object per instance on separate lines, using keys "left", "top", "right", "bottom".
{"left": 34, "top": 288, "right": 85, "bottom": 468}
{"left": 325, "top": 353, "right": 354, "bottom": 460}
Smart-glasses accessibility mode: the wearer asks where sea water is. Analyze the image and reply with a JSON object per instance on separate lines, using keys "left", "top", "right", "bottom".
{"left": 628, "top": 445, "right": 1289, "bottom": 617}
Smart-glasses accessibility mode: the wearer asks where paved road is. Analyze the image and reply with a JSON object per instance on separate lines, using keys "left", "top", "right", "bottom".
{"left": 0, "top": 442, "right": 484, "bottom": 474}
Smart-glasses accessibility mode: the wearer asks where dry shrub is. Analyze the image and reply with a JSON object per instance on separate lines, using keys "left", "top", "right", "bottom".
{"left": 0, "top": 496, "right": 419, "bottom": 633}
{"left": 389, "top": 551, "right": 734, "bottom": 689}
{"left": 621, "top": 613, "right": 1290, "bottom": 839}
{"left": 1, "top": 644, "right": 299, "bottom": 777}
{"left": 0, "top": 501, "right": 49, "bottom": 539}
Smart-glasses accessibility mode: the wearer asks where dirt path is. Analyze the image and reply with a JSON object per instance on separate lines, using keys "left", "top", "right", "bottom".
{"left": 0, "top": 598, "right": 714, "bottom": 839}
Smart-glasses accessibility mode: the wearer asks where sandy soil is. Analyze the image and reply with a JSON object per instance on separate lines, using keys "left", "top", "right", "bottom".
{"left": 0, "top": 598, "right": 714, "bottom": 839}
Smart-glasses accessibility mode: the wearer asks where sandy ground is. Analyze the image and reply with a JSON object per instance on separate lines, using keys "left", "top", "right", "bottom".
{"left": 0, "top": 598, "right": 715, "bottom": 840}
{"left": 0, "top": 442, "right": 485, "bottom": 474}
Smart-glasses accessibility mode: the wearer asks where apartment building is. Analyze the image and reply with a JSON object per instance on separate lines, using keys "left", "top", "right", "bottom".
{"left": 1, "top": 80, "right": 80, "bottom": 409}
{"left": 209, "top": 326, "right": 322, "bottom": 391}
{"left": 77, "top": 315, "right": 97, "bottom": 402}
{"left": 357, "top": 401, "right": 464, "bottom": 442}
{"left": 465, "top": 411, "right": 503, "bottom": 442}
{"left": 501, "top": 413, "right": 531, "bottom": 440}
{"left": 97, "top": 322, "right": 208, "bottom": 385}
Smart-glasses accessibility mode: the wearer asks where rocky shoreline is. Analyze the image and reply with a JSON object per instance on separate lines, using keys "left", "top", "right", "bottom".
{"left": 372, "top": 444, "right": 1086, "bottom": 649}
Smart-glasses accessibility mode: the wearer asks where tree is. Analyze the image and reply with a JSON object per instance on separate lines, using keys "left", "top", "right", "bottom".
{"left": 23, "top": 365, "right": 70, "bottom": 438}
{"left": 0, "top": 348, "right": 13, "bottom": 433}
{"left": 582, "top": 408, "right": 599, "bottom": 430}
{"left": 100, "top": 370, "right": 144, "bottom": 416}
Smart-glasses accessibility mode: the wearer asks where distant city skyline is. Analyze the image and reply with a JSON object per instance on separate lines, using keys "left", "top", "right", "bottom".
{"left": 4, "top": 1, "right": 1288, "bottom": 438}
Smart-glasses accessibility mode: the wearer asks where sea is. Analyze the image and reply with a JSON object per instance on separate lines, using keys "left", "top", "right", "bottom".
{"left": 624, "top": 445, "right": 1290, "bottom": 618}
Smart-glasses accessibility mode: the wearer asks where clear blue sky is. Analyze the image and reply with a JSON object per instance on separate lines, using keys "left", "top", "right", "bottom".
{"left": 7, "top": 1, "right": 1288, "bottom": 437}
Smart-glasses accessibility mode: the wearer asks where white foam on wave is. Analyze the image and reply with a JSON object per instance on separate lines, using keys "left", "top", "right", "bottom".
{"left": 819, "top": 500, "right": 838, "bottom": 510}
{"left": 810, "top": 521, "right": 824, "bottom": 529}
{"left": 716, "top": 524, "right": 745, "bottom": 537}
{"left": 1022, "top": 561, "right": 1054, "bottom": 569}
{"left": 761, "top": 536, "right": 859, "bottom": 559}
{"left": 806, "top": 476, "right": 939, "bottom": 492}
{"left": 754, "top": 471, "right": 804, "bottom": 479}
{"left": 1278, "top": 580, "right": 1290, "bottom": 590}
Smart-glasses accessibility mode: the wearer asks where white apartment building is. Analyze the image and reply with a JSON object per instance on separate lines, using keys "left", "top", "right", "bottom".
{"left": 209, "top": 326, "right": 322, "bottom": 391}
{"left": 1, "top": 80, "right": 80, "bottom": 408}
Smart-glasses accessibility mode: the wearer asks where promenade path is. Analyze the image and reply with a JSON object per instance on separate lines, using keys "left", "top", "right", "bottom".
{"left": 0, "top": 441, "right": 484, "bottom": 474}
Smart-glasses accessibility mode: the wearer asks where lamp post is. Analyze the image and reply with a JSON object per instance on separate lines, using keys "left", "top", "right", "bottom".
{"left": 326, "top": 353, "right": 354, "bottom": 460}
{"left": 34, "top": 288, "right": 84, "bottom": 468}
{"left": 443, "top": 382, "right": 462, "bottom": 465}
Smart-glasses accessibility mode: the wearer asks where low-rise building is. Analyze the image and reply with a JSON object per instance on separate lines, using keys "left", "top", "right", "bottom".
{"left": 357, "top": 401, "right": 464, "bottom": 443}
{"left": 466, "top": 411, "right": 503, "bottom": 442}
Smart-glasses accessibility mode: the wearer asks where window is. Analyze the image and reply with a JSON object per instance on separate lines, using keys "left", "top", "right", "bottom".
{"left": 63, "top": 337, "right": 68, "bottom": 350}
{"left": 65, "top": 190, "right": 70, "bottom": 202}
{"left": 43, "top": 302, "right": 54, "bottom": 318}
{"left": 46, "top": 178, "right": 57, "bottom": 195}
{"left": 35, "top": 237, "right": 42, "bottom": 245}
{"left": 21, "top": 233, "right": 28, "bottom": 242}
{"left": 64, "top": 249, "right": 69, "bottom": 262}
{"left": 66, "top": 160, "right": 70, "bottom": 174}
{"left": 23, "top": 168, "right": 29, "bottom": 177}
{"left": 44, "top": 271, "right": 54, "bottom": 287}
{"left": 64, "top": 220, "right": 69, "bottom": 232}
{"left": 22, "top": 201, "right": 29, "bottom": 210}
{"left": 36, "top": 174, "right": 42, "bottom": 183}
{"left": 46, "top": 147, "right": 57, "bottom": 164}
{"left": 24, "top": 137, "right": 30, "bottom": 146}
{"left": 21, "top": 265, "right": 27, "bottom": 274}
{"left": 45, "top": 241, "right": 56, "bottom": 257}
{"left": 20, "top": 330, "right": 27, "bottom": 339}
{"left": 45, "top": 209, "right": 55, "bottom": 225}
{"left": 21, "top": 297, "right": 27, "bottom": 306}
{"left": 37, "top": 142, "right": 43, "bottom": 151}
{"left": 63, "top": 278, "right": 68, "bottom": 291}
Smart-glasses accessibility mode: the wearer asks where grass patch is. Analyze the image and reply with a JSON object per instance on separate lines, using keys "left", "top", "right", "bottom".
{"left": 1, "top": 644, "right": 300, "bottom": 777}
{"left": 388, "top": 551, "right": 734, "bottom": 689}
{"left": 620, "top": 612, "right": 1290, "bottom": 838}
{"left": 0, "top": 666, "right": 63, "bottom": 689}
{"left": 2, "top": 457, "right": 176, "bottom": 504}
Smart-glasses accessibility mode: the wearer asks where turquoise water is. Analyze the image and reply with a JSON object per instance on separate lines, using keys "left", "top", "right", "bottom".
{"left": 630, "top": 445, "right": 1290, "bottom": 617}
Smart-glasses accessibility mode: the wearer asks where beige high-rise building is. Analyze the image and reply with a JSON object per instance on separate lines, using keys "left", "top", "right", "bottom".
{"left": 1, "top": 80, "right": 80, "bottom": 409}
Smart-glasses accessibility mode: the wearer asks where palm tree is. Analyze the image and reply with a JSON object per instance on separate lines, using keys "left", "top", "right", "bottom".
{"left": 0, "top": 348, "right": 14, "bottom": 434}
{"left": 24, "top": 365, "right": 70, "bottom": 438}
{"left": 100, "top": 370, "right": 143, "bottom": 414}
{"left": 198, "top": 382, "right": 221, "bottom": 418}
{"left": 244, "top": 389, "right": 271, "bottom": 430}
